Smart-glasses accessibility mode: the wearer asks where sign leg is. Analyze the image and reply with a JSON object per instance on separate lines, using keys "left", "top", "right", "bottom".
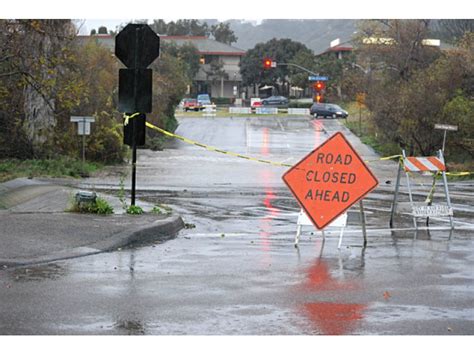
{"left": 338, "top": 225, "right": 345, "bottom": 249}
{"left": 82, "top": 125, "right": 86, "bottom": 176}
{"left": 359, "top": 200, "right": 367, "bottom": 247}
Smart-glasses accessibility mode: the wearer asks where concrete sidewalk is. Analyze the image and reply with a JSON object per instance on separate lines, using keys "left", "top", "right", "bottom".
{"left": 0, "top": 178, "right": 184, "bottom": 267}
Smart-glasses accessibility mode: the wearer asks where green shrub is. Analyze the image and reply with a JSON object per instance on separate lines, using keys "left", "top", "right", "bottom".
{"left": 288, "top": 101, "right": 313, "bottom": 108}
{"left": 126, "top": 205, "right": 143, "bottom": 215}
{"left": 68, "top": 196, "right": 114, "bottom": 215}
{"left": 212, "top": 97, "right": 233, "bottom": 105}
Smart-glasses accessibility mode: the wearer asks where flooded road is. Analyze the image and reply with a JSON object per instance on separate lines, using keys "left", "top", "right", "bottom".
{"left": 0, "top": 116, "right": 473, "bottom": 335}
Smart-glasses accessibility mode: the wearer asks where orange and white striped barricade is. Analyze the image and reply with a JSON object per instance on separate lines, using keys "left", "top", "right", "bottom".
{"left": 390, "top": 149, "right": 453, "bottom": 230}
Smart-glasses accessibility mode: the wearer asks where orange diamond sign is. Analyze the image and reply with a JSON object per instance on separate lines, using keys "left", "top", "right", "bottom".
{"left": 282, "top": 132, "right": 378, "bottom": 230}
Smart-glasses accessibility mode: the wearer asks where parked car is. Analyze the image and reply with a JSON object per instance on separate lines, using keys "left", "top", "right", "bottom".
{"left": 261, "top": 96, "right": 289, "bottom": 106}
{"left": 197, "top": 94, "right": 212, "bottom": 106}
{"left": 250, "top": 97, "right": 262, "bottom": 108}
{"left": 180, "top": 98, "right": 200, "bottom": 112}
{"left": 310, "top": 103, "right": 348, "bottom": 118}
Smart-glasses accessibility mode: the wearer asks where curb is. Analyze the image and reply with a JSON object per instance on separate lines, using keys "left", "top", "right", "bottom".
{"left": 0, "top": 214, "right": 184, "bottom": 268}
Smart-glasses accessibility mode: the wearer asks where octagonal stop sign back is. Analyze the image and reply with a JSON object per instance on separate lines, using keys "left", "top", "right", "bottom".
{"left": 115, "top": 24, "right": 160, "bottom": 69}
{"left": 282, "top": 132, "right": 378, "bottom": 230}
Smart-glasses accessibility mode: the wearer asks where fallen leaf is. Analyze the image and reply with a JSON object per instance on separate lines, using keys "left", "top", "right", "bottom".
{"left": 383, "top": 291, "right": 391, "bottom": 300}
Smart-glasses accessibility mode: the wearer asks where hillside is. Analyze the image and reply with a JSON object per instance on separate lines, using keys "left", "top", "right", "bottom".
{"left": 225, "top": 19, "right": 359, "bottom": 54}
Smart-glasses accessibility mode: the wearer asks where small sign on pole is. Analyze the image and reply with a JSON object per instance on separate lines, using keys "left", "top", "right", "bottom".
{"left": 434, "top": 124, "right": 458, "bottom": 131}
{"left": 435, "top": 123, "right": 458, "bottom": 153}
{"left": 308, "top": 76, "right": 329, "bottom": 81}
{"left": 70, "top": 116, "right": 95, "bottom": 176}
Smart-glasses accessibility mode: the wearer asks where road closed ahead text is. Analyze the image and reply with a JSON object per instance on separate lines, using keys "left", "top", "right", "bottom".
{"left": 282, "top": 132, "right": 378, "bottom": 229}
{"left": 305, "top": 154, "right": 356, "bottom": 202}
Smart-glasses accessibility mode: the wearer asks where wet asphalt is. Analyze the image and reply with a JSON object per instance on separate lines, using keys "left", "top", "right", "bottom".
{"left": 0, "top": 115, "right": 473, "bottom": 335}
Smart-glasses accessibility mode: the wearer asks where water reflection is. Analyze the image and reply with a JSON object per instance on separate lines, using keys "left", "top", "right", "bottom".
{"left": 302, "top": 302, "right": 366, "bottom": 335}
{"left": 298, "top": 248, "right": 367, "bottom": 335}
{"left": 261, "top": 127, "right": 270, "bottom": 156}
{"left": 312, "top": 119, "right": 323, "bottom": 148}
{"left": 259, "top": 169, "right": 279, "bottom": 258}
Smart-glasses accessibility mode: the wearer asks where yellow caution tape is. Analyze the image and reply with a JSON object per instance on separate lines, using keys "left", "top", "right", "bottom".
{"left": 123, "top": 112, "right": 140, "bottom": 126}
{"left": 364, "top": 154, "right": 402, "bottom": 163}
{"left": 130, "top": 114, "right": 473, "bottom": 176}
{"left": 445, "top": 172, "right": 472, "bottom": 176}
{"left": 144, "top": 120, "right": 293, "bottom": 168}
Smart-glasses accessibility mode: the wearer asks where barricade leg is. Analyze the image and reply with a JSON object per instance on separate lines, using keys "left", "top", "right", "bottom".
{"left": 441, "top": 170, "right": 454, "bottom": 229}
{"left": 390, "top": 163, "right": 402, "bottom": 228}
{"left": 295, "top": 224, "right": 302, "bottom": 247}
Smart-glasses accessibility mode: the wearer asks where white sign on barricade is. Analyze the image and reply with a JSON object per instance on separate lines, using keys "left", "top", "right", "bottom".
{"left": 202, "top": 105, "right": 216, "bottom": 117}
{"left": 295, "top": 209, "right": 348, "bottom": 249}
{"left": 288, "top": 108, "right": 310, "bottom": 115}
{"left": 256, "top": 107, "right": 278, "bottom": 115}
{"left": 411, "top": 204, "right": 453, "bottom": 218}
{"left": 229, "top": 107, "right": 252, "bottom": 114}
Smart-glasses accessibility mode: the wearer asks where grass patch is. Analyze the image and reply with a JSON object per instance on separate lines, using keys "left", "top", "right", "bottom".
{"left": 151, "top": 204, "right": 172, "bottom": 215}
{"left": 0, "top": 158, "right": 102, "bottom": 183}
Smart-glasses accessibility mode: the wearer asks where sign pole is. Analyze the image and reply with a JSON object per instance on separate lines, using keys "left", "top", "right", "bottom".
{"left": 442, "top": 130, "right": 447, "bottom": 152}
{"left": 130, "top": 27, "right": 140, "bottom": 206}
{"left": 115, "top": 23, "right": 160, "bottom": 206}
{"left": 82, "top": 117, "right": 86, "bottom": 176}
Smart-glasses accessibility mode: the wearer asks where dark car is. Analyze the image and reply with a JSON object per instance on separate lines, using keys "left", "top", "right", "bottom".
{"left": 310, "top": 103, "right": 349, "bottom": 118}
{"left": 261, "top": 96, "right": 289, "bottom": 106}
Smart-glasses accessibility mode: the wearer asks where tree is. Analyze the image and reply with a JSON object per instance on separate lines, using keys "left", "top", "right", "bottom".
{"left": 150, "top": 19, "right": 209, "bottom": 36}
{"left": 240, "top": 38, "right": 313, "bottom": 95}
{"left": 98, "top": 26, "right": 108, "bottom": 35}
{"left": 161, "top": 42, "right": 200, "bottom": 81}
{"left": 211, "top": 23, "right": 237, "bottom": 45}
{"left": 0, "top": 20, "right": 78, "bottom": 157}
{"left": 354, "top": 21, "right": 473, "bottom": 157}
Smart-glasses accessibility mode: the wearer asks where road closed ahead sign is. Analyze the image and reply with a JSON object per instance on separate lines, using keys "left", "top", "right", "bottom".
{"left": 282, "top": 132, "right": 378, "bottom": 230}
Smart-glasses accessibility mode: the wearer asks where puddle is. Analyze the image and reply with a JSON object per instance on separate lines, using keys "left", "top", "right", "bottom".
{"left": 114, "top": 319, "right": 146, "bottom": 335}
{"left": 10, "top": 263, "right": 66, "bottom": 282}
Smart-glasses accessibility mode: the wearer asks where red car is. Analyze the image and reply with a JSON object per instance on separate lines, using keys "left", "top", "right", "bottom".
{"left": 181, "top": 98, "right": 200, "bottom": 112}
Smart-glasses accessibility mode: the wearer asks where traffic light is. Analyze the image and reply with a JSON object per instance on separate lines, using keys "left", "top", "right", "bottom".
{"left": 314, "top": 81, "right": 325, "bottom": 91}
{"left": 315, "top": 94, "right": 323, "bottom": 103}
{"left": 263, "top": 58, "right": 273, "bottom": 69}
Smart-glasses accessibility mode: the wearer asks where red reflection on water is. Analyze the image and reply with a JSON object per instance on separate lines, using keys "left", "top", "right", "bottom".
{"left": 312, "top": 119, "right": 323, "bottom": 148}
{"left": 300, "top": 259, "right": 357, "bottom": 292}
{"left": 302, "top": 303, "right": 366, "bottom": 335}
{"left": 261, "top": 127, "right": 270, "bottom": 156}
{"left": 259, "top": 168, "right": 279, "bottom": 254}
{"left": 298, "top": 258, "right": 365, "bottom": 335}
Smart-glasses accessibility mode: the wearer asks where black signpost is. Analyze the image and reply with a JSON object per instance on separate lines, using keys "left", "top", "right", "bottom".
{"left": 115, "top": 24, "right": 160, "bottom": 206}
